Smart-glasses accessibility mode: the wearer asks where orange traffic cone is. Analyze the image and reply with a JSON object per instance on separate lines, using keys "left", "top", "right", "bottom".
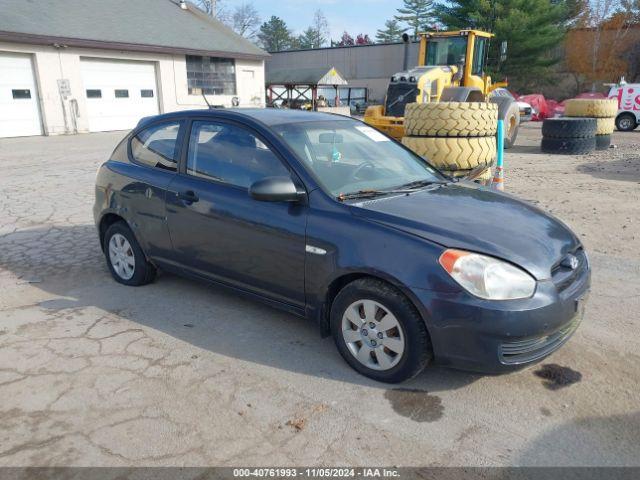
{"left": 491, "top": 166, "right": 504, "bottom": 191}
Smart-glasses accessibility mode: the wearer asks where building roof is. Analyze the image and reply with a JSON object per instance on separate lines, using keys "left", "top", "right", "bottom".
{"left": 0, "top": 0, "right": 267, "bottom": 60}
{"left": 266, "top": 67, "right": 348, "bottom": 86}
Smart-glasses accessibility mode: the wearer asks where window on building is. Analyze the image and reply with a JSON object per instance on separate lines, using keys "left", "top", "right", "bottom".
{"left": 12, "top": 89, "right": 31, "bottom": 99}
{"left": 186, "top": 55, "right": 236, "bottom": 96}
{"left": 115, "top": 89, "right": 129, "bottom": 98}
{"left": 86, "top": 89, "right": 102, "bottom": 98}
{"left": 140, "top": 89, "right": 154, "bottom": 98}
{"left": 187, "top": 121, "right": 289, "bottom": 188}
{"left": 130, "top": 122, "right": 182, "bottom": 172}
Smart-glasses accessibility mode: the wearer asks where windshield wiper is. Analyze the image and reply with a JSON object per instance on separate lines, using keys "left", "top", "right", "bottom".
{"left": 337, "top": 189, "right": 414, "bottom": 201}
{"left": 397, "top": 179, "right": 445, "bottom": 189}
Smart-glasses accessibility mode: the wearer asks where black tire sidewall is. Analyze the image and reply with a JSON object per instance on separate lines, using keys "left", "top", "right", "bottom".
{"left": 103, "top": 222, "right": 152, "bottom": 286}
{"left": 616, "top": 113, "right": 637, "bottom": 132}
{"left": 330, "top": 280, "right": 431, "bottom": 383}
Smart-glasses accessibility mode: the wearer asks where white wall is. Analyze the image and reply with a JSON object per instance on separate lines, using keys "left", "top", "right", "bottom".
{"left": 0, "top": 41, "right": 266, "bottom": 135}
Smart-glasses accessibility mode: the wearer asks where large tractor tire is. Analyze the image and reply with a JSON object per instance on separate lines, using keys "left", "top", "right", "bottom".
{"left": 541, "top": 136, "right": 596, "bottom": 155}
{"left": 542, "top": 118, "right": 597, "bottom": 138}
{"left": 595, "top": 116, "right": 615, "bottom": 135}
{"left": 402, "top": 136, "right": 496, "bottom": 171}
{"left": 564, "top": 98, "right": 618, "bottom": 118}
{"left": 490, "top": 96, "right": 520, "bottom": 149}
{"left": 404, "top": 102, "right": 498, "bottom": 137}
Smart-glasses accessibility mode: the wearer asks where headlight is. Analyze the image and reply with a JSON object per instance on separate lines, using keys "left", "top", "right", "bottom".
{"left": 439, "top": 249, "right": 536, "bottom": 300}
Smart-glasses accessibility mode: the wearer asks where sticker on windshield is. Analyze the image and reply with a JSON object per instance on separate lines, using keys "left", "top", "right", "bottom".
{"left": 355, "top": 126, "right": 390, "bottom": 142}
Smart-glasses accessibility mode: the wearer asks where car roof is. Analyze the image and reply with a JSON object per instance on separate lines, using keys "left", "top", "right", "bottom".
{"left": 137, "top": 108, "right": 352, "bottom": 129}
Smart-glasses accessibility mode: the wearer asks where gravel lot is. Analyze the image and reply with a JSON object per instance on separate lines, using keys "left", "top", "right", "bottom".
{"left": 0, "top": 122, "right": 639, "bottom": 466}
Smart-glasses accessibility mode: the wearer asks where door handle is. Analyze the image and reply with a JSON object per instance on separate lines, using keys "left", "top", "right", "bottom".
{"left": 177, "top": 190, "right": 199, "bottom": 204}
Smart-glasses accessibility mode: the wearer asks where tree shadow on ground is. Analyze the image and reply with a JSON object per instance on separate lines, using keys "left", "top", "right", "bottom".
{"left": 0, "top": 224, "right": 479, "bottom": 392}
{"left": 577, "top": 155, "right": 640, "bottom": 182}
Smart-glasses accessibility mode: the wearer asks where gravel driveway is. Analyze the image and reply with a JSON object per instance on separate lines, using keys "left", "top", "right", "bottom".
{"left": 0, "top": 123, "right": 638, "bottom": 466}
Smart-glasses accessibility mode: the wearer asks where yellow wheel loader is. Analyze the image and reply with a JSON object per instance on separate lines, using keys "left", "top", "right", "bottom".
{"left": 364, "top": 30, "right": 520, "bottom": 148}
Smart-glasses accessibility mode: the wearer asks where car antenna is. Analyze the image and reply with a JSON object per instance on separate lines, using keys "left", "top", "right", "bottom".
{"left": 201, "top": 91, "right": 214, "bottom": 109}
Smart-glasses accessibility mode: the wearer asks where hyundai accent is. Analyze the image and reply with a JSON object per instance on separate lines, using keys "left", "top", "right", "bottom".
{"left": 94, "top": 109, "right": 590, "bottom": 383}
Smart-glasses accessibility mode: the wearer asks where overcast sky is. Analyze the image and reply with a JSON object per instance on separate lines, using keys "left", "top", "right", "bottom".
{"left": 220, "top": 0, "right": 405, "bottom": 40}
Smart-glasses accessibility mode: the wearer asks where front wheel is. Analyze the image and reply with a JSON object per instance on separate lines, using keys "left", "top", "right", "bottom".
{"left": 330, "top": 278, "right": 432, "bottom": 383}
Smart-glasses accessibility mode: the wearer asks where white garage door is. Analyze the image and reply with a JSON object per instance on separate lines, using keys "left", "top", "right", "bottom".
{"left": 0, "top": 53, "right": 42, "bottom": 138}
{"left": 81, "top": 58, "right": 159, "bottom": 132}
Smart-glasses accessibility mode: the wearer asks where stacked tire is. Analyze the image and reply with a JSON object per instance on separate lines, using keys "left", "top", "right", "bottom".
{"left": 402, "top": 102, "right": 498, "bottom": 179}
{"left": 564, "top": 98, "right": 617, "bottom": 151}
{"left": 541, "top": 118, "right": 597, "bottom": 155}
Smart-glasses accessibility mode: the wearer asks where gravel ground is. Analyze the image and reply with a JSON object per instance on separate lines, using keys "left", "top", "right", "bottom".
{"left": 0, "top": 122, "right": 638, "bottom": 467}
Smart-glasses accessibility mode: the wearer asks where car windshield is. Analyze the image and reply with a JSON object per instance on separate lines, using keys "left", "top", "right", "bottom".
{"left": 425, "top": 37, "right": 468, "bottom": 66}
{"left": 274, "top": 120, "right": 443, "bottom": 198}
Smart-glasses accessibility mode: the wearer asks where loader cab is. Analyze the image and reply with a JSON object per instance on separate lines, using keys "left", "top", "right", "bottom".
{"left": 419, "top": 30, "right": 492, "bottom": 93}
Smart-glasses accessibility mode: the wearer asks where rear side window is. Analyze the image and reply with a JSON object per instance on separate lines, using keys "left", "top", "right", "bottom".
{"left": 130, "top": 122, "right": 182, "bottom": 171}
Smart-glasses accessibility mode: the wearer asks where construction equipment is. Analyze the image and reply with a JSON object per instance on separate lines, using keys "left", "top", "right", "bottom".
{"left": 364, "top": 30, "right": 520, "bottom": 148}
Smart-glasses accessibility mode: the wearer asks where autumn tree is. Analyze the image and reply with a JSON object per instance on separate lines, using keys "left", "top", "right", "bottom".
{"left": 356, "top": 34, "right": 373, "bottom": 45}
{"left": 336, "top": 32, "right": 355, "bottom": 46}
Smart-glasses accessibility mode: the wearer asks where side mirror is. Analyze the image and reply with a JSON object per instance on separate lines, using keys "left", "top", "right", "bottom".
{"left": 249, "top": 176, "right": 305, "bottom": 202}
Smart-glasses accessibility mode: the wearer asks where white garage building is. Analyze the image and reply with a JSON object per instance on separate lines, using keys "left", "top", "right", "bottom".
{"left": 0, "top": 0, "right": 268, "bottom": 138}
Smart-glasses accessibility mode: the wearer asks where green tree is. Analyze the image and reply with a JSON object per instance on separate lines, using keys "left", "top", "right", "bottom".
{"left": 395, "top": 0, "right": 435, "bottom": 39}
{"left": 257, "top": 16, "right": 293, "bottom": 52}
{"left": 376, "top": 19, "right": 407, "bottom": 43}
{"left": 435, "top": 0, "right": 575, "bottom": 90}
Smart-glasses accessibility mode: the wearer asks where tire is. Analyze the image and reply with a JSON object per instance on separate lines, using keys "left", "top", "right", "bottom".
{"left": 103, "top": 221, "right": 156, "bottom": 286}
{"left": 330, "top": 278, "right": 432, "bottom": 383}
{"left": 564, "top": 98, "right": 618, "bottom": 118}
{"left": 540, "top": 136, "right": 596, "bottom": 155}
{"left": 490, "top": 96, "right": 520, "bottom": 149}
{"left": 402, "top": 135, "right": 496, "bottom": 170}
{"left": 595, "top": 116, "right": 615, "bottom": 135}
{"left": 503, "top": 101, "right": 520, "bottom": 149}
{"left": 404, "top": 102, "right": 498, "bottom": 137}
{"left": 616, "top": 112, "right": 637, "bottom": 132}
{"left": 596, "top": 134, "right": 611, "bottom": 151}
{"left": 541, "top": 117, "right": 597, "bottom": 138}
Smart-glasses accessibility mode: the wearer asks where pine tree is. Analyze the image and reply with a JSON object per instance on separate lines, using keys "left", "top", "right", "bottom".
{"left": 395, "top": 0, "right": 435, "bottom": 39}
{"left": 376, "top": 19, "right": 407, "bottom": 43}
{"left": 435, "top": 0, "right": 575, "bottom": 89}
{"left": 257, "top": 16, "right": 293, "bottom": 52}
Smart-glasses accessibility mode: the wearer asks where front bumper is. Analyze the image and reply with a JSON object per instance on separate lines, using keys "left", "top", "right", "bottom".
{"left": 411, "top": 267, "right": 591, "bottom": 374}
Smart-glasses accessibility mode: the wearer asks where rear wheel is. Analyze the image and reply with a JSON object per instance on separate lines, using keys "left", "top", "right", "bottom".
{"left": 330, "top": 278, "right": 432, "bottom": 383}
{"left": 103, "top": 221, "right": 156, "bottom": 286}
{"left": 616, "top": 113, "right": 637, "bottom": 132}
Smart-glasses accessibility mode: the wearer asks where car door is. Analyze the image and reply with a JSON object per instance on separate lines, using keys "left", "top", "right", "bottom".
{"left": 165, "top": 119, "right": 307, "bottom": 308}
{"left": 119, "top": 119, "right": 185, "bottom": 260}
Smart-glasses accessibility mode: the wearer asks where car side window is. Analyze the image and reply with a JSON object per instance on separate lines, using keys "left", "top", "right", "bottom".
{"left": 130, "top": 122, "right": 182, "bottom": 171}
{"left": 186, "top": 121, "right": 290, "bottom": 188}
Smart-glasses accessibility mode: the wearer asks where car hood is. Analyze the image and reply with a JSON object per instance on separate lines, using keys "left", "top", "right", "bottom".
{"left": 349, "top": 182, "right": 580, "bottom": 280}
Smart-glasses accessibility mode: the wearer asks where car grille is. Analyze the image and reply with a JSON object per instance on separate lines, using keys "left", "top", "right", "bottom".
{"left": 551, "top": 247, "right": 588, "bottom": 293}
{"left": 385, "top": 83, "right": 417, "bottom": 117}
{"left": 500, "top": 316, "right": 581, "bottom": 364}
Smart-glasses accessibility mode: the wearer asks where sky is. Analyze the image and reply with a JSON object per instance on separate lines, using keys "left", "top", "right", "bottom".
{"left": 219, "top": 0, "right": 406, "bottom": 40}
